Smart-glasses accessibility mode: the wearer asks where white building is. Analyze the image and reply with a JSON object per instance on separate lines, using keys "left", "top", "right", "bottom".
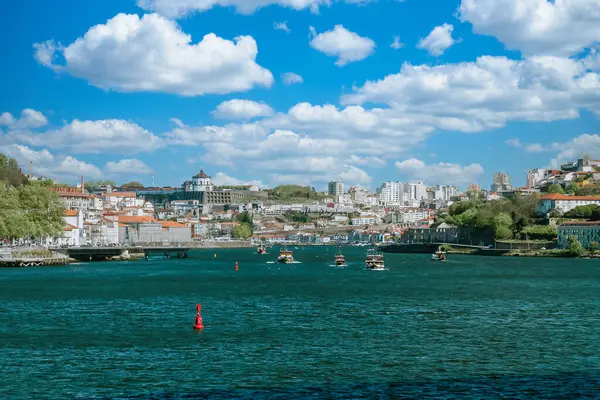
{"left": 379, "top": 181, "right": 404, "bottom": 205}
{"left": 351, "top": 215, "right": 379, "bottom": 226}
{"left": 536, "top": 194, "right": 600, "bottom": 216}
{"left": 192, "top": 170, "right": 214, "bottom": 192}
{"left": 393, "top": 209, "right": 431, "bottom": 225}
{"left": 405, "top": 182, "right": 427, "bottom": 201}
{"left": 527, "top": 168, "right": 546, "bottom": 188}
{"left": 103, "top": 192, "right": 137, "bottom": 210}
{"left": 328, "top": 180, "right": 344, "bottom": 197}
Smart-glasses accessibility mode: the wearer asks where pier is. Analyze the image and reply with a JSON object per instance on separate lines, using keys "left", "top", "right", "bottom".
{"left": 51, "top": 246, "right": 190, "bottom": 262}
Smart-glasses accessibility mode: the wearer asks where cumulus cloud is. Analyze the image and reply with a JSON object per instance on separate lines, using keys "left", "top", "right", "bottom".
{"left": 212, "top": 99, "right": 274, "bottom": 120}
{"left": 0, "top": 144, "right": 103, "bottom": 182}
{"left": 417, "top": 23, "right": 458, "bottom": 56}
{"left": 104, "top": 159, "right": 154, "bottom": 175}
{"left": 212, "top": 172, "right": 264, "bottom": 188}
{"left": 138, "top": 0, "right": 378, "bottom": 18}
{"left": 274, "top": 21, "right": 291, "bottom": 33}
{"left": 309, "top": 24, "right": 376, "bottom": 66}
{"left": 0, "top": 109, "right": 48, "bottom": 129}
{"left": 391, "top": 36, "right": 404, "bottom": 50}
{"left": 395, "top": 158, "right": 484, "bottom": 186}
{"left": 12, "top": 119, "right": 164, "bottom": 154}
{"left": 348, "top": 155, "right": 386, "bottom": 167}
{"left": 34, "top": 13, "right": 273, "bottom": 97}
{"left": 547, "top": 134, "right": 600, "bottom": 168}
{"left": 459, "top": 0, "right": 600, "bottom": 56}
{"left": 282, "top": 72, "right": 304, "bottom": 85}
{"left": 342, "top": 55, "right": 600, "bottom": 131}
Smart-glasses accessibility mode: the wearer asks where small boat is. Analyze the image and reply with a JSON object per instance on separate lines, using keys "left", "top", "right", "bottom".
{"left": 277, "top": 249, "right": 294, "bottom": 264}
{"left": 257, "top": 244, "right": 267, "bottom": 255}
{"left": 431, "top": 247, "right": 447, "bottom": 261}
{"left": 334, "top": 247, "right": 347, "bottom": 267}
{"left": 365, "top": 248, "right": 385, "bottom": 270}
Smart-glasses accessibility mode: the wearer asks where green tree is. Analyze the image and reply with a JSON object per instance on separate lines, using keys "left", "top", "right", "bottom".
{"left": 85, "top": 180, "right": 117, "bottom": 191}
{"left": 495, "top": 225, "right": 513, "bottom": 240}
{"left": 547, "top": 184, "right": 564, "bottom": 194}
{"left": 236, "top": 211, "right": 253, "bottom": 225}
{"left": 567, "top": 235, "right": 585, "bottom": 257}
{"left": 589, "top": 241, "right": 598, "bottom": 256}
{"left": 17, "top": 181, "right": 65, "bottom": 239}
{"left": 521, "top": 225, "right": 557, "bottom": 240}
{"left": 564, "top": 204, "right": 599, "bottom": 218}
{"left": 0, "top": 153, "right": 27, "bottom": 187}
{"left": 232, "top": 223, "right": 253, "bottom": 239}
{"left": 121, "top": 181, "right": 145, "bottom": 190}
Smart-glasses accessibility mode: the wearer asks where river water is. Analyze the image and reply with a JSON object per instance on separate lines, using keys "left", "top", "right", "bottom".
{"left": 1, "top": 247, "right": 599, "bottom": 399}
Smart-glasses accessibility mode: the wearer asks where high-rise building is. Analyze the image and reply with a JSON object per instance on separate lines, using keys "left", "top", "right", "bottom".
{"left": 468, "top": 183, "right": 481, "bottom": 192}
{"left": 527, "top": 168, "right": 546, "bottom": 188}
{"left": 491, "top": 172, "right": 512, "bottom": 193}
{"left": 405, "top": 181, "right": 427, "bottom": 201}
{"left": 328, "top": 180, "right": 344, "bottom": 197}
{"left": 379, "top": 181, "right": 404, "bottom": 205}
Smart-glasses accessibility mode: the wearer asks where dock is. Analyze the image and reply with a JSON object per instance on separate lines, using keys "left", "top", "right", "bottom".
{"left": 51, "top": 246, "right": 190, "bottom": 262}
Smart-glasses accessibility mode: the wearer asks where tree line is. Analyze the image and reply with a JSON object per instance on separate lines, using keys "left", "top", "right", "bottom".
{"left": 0, "top": 153, "right": 65, "bottom": 241}
{"left": 443, "top": 194, "right": 557, "bottom": 241}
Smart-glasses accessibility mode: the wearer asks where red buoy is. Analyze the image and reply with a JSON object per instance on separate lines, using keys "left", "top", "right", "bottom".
{"left": 235, "top": 261, "right": 239, "bottom": 271}
{"left": 193, "top": 304, "right": 204, "bottom": 330}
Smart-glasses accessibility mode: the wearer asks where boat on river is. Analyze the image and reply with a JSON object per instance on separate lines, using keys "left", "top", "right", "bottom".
{"left": 431, "top": 247, "right": 447, "bottom": 261}
{"left": 277, "top": 249, "right": 294, "bottom": 264}
{"left": 257, "top": 244, "right": 267, "bottom": 255}
{"left": 334, "top": 247, "right": 347, "bottom": 267}
{"left": 365, "top": 248, "right": 385, "bottom": 270}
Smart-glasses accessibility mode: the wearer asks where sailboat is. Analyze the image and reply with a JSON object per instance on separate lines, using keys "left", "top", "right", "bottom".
{"left": 334, "top": 246, "right": 347, "bottom": 267}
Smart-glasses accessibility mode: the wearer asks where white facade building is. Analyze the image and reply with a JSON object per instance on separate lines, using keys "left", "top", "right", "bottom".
{"left": 328, "top": 180, "right": 344, "bottom": 197}
{"left": 379, "top": 182, "right": 404, "bottom": 205}
{"left": 527, "top": 168, "right": 546, "bottom": 188}
{"left": 536, "top": 194, "right": 600, "bottom": 216}
{"left": 191, "top": 170, "right": 214, "bottom": 192}
{"left": 405, "top": 182, "right": 427, "bottom": 201}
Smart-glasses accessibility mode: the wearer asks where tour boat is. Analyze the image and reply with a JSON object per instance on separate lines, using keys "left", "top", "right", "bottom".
{"left": 277, "top": 249, "right": 294, "bottom": 264}
{"left": 257, "top": 244, "right": 267, "bottom": 255}
{"left": 431, "top": 247, "right": 447, "bottom": 261}
{"left": 334, "top": 247, "right": 347, "bottom": 267}
{"left": 365, "top": 248, "right": 385, "bottom": 270}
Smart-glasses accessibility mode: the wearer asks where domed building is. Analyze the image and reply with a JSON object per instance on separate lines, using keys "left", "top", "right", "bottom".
{"left": 191, "top": 170, "right": 214, "bottom": 192}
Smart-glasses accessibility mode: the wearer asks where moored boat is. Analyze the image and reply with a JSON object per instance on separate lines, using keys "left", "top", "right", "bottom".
{"left": 277, "top": 249, "right": 294, "bottom": 264}
{"left": 365, "top": 248, "right": 385, "bottom": 270}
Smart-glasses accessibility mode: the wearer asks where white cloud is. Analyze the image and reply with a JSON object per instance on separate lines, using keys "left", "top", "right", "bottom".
{"left": 34, "top": 13, "right": 273, "bottom": 97}
{"left": 282, "top": 72, "right": 304, "bottom": 85}
{"left": 309, "top": 24, "right": 376, "bottom": 66}
{"left": 212, "top": 172, "right": 264, "bottom": 188}
{"left": 12, "top": 119, "right": 164, "bottom": 154}
{"left": 391, "top": 35, "right": 404, "bottom": 50}
{"left": 348, "top": 155, "right": 386, "bottom": 167}
{"left": 0, "top": 144, "right": 102, "bottom": 182}
{"left": 0, "top": 109, "right": 48, "bottom": 129}
{"left": 459, "top": 0, "right": 600, "bottom": 56}
{"left": 274, "top": 21, "right": 291, "bottom": 33}
{"left": 342, "top": 55, "right": 600, "bottom": 131}
{"left": 417, "top": 23, "right": 457, "bottom": 56}
{"left": 212, "top": 99, "right": 274, "bottom": 120}
{"left": 547, "top": 134, "right": 600, "bottom": 168}
{"left": 505, "top": 138, "right": 522, "bottom": 148}
{"left": 138, "top": 0, "right": 379, "bottom": 18}
{"left": 104, "top": 159, "right": 154, "bottom": 175}
{"left": 395, "top": 158, "right": 484, "bottom": 186}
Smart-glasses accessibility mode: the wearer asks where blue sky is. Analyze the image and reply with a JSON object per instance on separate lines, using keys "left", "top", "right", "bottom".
{"left": 0, "top": 0, "right": 599, "bottom": 190}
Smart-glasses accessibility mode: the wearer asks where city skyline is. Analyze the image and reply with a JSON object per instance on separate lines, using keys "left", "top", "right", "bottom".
{"left": 0, "top": 0, "right": 598, "bottom": 189}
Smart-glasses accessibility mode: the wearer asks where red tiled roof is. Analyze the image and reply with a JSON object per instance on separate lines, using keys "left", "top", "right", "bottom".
{"left": 104, "top": 192, "right": 137, "bottom": 197}
{"left": 64, "top": 210, "right": 79, "bottom": 216}
{"left": 118, "top": 216, "right": 157, "bottom": 224}
{"left": 63, "top": 224, "right": 77, "bottom": 231}
{"left": 540, "top": 194, "right": 600, "bottom": 201}
{"left": 193, "top": 170, "right": 210, "bottom": 179}
{"left": 160, "top": 221, "right": 187, "bottom": 228}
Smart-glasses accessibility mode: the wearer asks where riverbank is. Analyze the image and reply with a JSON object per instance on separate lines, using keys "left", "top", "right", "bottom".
{"left": 0, "top": 248, "right": 70, "bottom": 267}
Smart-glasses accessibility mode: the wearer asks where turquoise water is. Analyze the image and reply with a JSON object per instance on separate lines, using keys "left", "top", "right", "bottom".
{"left": 1, "top": 247, "right": 599, "bottom": 399}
